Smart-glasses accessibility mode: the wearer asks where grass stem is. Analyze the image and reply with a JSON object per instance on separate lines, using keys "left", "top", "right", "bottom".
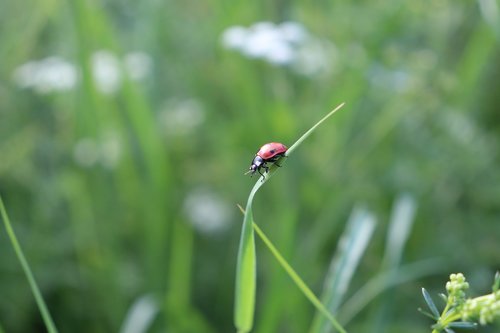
{"left": 253, "top": 222, "right": 347, "bottom": 333}
{"left": 0, "top": 196, "right": 59, "bottom": 333}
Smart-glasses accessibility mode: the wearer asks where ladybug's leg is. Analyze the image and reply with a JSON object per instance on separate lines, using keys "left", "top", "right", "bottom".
{"left": 257, "top": 167, "right": 265, "bottom": 179}
{"left": 274, "top": 155, "right": 287, "bottom": 167}
{"left": 259, "top": 163, "right": 269, "bottom": 180}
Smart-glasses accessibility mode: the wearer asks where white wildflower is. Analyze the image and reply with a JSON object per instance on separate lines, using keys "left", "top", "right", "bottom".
{"left": 91, "top": 50, "right": 122, "bottom": 94}
{"left": 12, "top": 57, "right": 78, "bottom": 94}
{"left": 184, "top": 189, "right": 232, "bottom": 234}
{"left": 159, "top": 99, "right": 205, "bottom": 136}
{"left": 220, "top": 21, "right": 335, "bottom": 76}
{"left": 124, "top": 52, "right": 152, "bottom": 80}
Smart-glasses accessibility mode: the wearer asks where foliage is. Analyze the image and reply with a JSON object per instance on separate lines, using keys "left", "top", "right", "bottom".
{"left": 421, "top": 272, "right": 500, "bottom": 333}
{"left": 0, "top": 0, "right": 499, "bottom": 332}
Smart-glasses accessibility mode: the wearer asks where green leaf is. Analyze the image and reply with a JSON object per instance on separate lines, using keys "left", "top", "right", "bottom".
{"left": 418, "top": 307, "right": 438, "bottom": 320}
{"left": 448, "top": 322, "right": 478, "bottom": 329}
{"left": 438, "top": 293, "right": 448, "bottom": 304}
{"left": 422, "top": 288, "right": 440, "bottom": 318}
{"left": 0, "top": 196, "right": 59, "bottom": 333}
{"left": 492, "top": 271, "right": 500, "bottom": 292}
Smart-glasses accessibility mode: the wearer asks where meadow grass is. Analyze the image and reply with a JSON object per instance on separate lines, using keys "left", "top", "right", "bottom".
{"left": 0, "top": 0, "right": 499, "bottom": 332}
{"left": 0, "top": 197, "right": 58, "bottom": 333}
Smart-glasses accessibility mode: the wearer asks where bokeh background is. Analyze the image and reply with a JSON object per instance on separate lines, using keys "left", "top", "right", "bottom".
{"left": 1, "top": 0, "right": 500, "bottom": 332}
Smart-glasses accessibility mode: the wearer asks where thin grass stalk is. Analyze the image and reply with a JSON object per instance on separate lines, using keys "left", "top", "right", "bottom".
{"left": 253, "top": 222, "right": 347, "bottom": 333}
{"left": 0, "top": 196, "right": 59, "bottom": 333}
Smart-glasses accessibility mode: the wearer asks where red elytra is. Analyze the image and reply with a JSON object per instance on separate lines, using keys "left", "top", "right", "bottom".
{"left": 257, "top": 142, "right": 288, "bottom": 159}
{"left": 246, "top": 142, "right": 288, "bottom": 179}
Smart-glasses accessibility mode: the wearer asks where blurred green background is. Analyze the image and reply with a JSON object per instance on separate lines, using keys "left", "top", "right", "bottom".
{"left": 1, "top": 0, "right": 499, "bottom": 332}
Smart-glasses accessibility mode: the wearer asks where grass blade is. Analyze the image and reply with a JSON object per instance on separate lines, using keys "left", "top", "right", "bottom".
{"left": 338, "top": 259, "right": 444, "bottom": 324}
{"left": 120, "top": 295, "right": 159, "bottom": 333}
{"left": 286, "top": 103, "right": 345, "bottom": 156}
{"left": 234, "top": 196, "right": 257, "bottom": 333}
{"left": 0, "top": 196, "right": 59, "bottom": 333}
{"left": 253, "top": 223, "right": 347, "bottom": 333}
{"left": 492, "top": 271, "right": 500, "bottom": 292}
{"left": 234, "top": 103, "right": 345, "bottom": 332}
{"left": 369, "top": 193, "right": 418, "bottom": 331}
{"left": 383, "top": 193, "right": 417, "bottom": 268}
{"left": 309, "top": 207, "right": 376, "bottom": 333}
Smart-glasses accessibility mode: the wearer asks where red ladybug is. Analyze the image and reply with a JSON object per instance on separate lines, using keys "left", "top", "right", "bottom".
{"left": 246, "top": 142, "right": 288, "bottom": 178}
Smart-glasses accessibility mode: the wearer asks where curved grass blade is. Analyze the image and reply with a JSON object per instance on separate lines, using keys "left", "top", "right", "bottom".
{"left": 368, "top": 193, "right": 417, "bottom": 331}
{"left": 234, "top": 103, "right": 345, "bottom": 332}
{"left": 0, "top": 196, "right": 59, "bottom": 333}
{"left": 252, "top": 223, "right": 347, "bottom": 333}
{"left": 119, "top": 295, "right": 159, "bottom": 333}
{"left": 383, "top": 193, "right": 417, "bottom": 268}
{"left": 286, "top": 103, "right": 345, "bottom": 156}
{"left": 492, "top": 271, "right": 500, "bottom": 292}
{"left": 338, "top": 259, "right": 444, "bottom": 324}
{"left": 309, "top": 207, "right": 376, "bottom": 333}
{"left": 234, "top": 194, "right": 257, "bottom": 333}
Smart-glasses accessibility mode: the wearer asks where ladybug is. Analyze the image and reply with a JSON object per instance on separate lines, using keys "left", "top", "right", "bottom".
{"left": 246, "top": 142, "right": 288, "bottom": 178}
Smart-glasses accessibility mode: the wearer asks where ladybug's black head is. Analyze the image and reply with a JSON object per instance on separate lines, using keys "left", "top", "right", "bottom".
{"left": 246, "top": 156, "right": 264, "bottom": 175}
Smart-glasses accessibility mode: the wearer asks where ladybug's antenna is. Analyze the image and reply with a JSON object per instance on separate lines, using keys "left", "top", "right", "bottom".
{"left": 244, "top": 170, "right": 253, "bottom": 176}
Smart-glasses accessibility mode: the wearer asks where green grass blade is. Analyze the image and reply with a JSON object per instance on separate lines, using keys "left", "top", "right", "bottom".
{"left": 383, "top": 193, "right": 417, "bottom": 269}
{"left": 253, "top": 223, "right": 347, "bottom": 333}
{"left": 309, "top": 207, "right": 376, "bottom": 333}
{"left": 234, "top": 103, "right": 346, "bottom": 332}
{"left": 120, "top": 295, "right": 159, "bottom": 333}
{"left": 338, "top": 259, "right": 444, "bottom": 324}
{"left": 0, "top": 196, "right": 59, "bottom": 333}
{"left": 286, "top": 102, "right": 345, "bottom": 156}
{"left": 234, "top": 195, "right": 257, "bottom": 333}
{"left": 369, "top": 194, "right": 418, "bottom": 331}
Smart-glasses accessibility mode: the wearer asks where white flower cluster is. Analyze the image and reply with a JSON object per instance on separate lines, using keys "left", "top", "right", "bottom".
{"left": 12, "top": 56, "right": 78, "bottom": 94}
{"left": 158, "top": 98, "right": 205, "bottom": 137}
{"left": 221, "top": 21, "right": 336, "bottom": 76}
{"left": 12, "top": 50, "right": 152, "bottom": 95}
{"left": 446, "top": 272, "right": 469, "bottom": 306}
{"left": 184, "top": 188, "right": 232, "bottom": 234}
{"left": 462, "top": 291, "right": 500, "bottom": 325}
